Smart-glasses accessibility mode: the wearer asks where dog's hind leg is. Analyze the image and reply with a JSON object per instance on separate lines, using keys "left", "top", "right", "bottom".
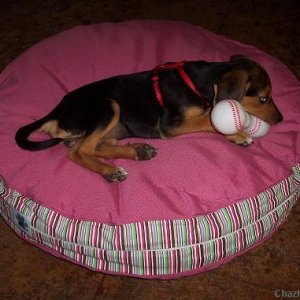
{"left": 69, "top": 144, "right": 129, "bottom": 182}
{"left": 95, "top": 141, "right": 157, "bottom": 161}
{"left": 67, "top": 100, "right": 129, "bottom": 182}
{"left": 69, "top": 138, "right": 157, "bottom": 182}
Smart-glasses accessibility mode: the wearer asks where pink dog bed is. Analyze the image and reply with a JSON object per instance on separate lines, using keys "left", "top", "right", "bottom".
{"left": 0, "top": 21, "right": 299, "bottom": 278}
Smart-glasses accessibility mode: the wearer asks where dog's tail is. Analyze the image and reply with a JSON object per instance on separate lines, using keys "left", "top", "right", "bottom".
{"left": 15, "top": 117, "right": 63, "bottom": 151}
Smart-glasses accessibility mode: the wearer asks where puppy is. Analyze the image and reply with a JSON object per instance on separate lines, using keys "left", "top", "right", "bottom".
{"left": 15, "top": 56, "right": 283, "bottom": 182}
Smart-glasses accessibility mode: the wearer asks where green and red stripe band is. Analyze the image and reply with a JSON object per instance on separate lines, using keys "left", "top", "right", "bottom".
{"left": 0, "top": 163, "right": 299, "bottom": 277}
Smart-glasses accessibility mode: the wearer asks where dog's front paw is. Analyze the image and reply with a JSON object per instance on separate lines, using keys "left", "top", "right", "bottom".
{"left": 104, "top": 167, "right": 129, "bottom": 182}
{"left": 133, "top": 144, "right": 158, "bottom": 160}
{"left": 225, "top": 132, "right": 253, "bottom": 147}
{"left": 238, "top": 138, "right": 253, "bottom": 147}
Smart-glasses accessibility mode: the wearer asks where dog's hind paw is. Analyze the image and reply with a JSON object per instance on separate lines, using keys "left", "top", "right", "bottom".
{"left": 133, "top": 144, "right": 158, "bottom": 160}
{"left": 104, "top": 167, "right": 129, "bottom": 182}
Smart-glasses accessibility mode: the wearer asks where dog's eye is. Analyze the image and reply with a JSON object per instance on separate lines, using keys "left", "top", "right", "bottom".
{"left": 259, "top": 97, "right": 269, "bottom": 103}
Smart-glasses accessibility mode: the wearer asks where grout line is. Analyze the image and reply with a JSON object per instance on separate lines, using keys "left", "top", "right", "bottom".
{"left": 14, "top": 188, "right": 299, "bottom": 253}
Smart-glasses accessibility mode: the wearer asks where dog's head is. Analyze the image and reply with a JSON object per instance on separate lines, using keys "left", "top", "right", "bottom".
{"left": 215, "top": 56, "right": 283, "bottom": 125}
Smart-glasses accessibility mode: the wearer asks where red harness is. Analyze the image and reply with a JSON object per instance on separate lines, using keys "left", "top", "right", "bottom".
{"left": 152, "top": 61, "right": 210, "bottom": 108}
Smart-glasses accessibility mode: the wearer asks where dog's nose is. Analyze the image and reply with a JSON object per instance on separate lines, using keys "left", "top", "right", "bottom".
{"left": 269, "top": 111, "right": 283, "bottom": 125}
{"left": 276, "top": 112, "right": 283, "bottom": 123}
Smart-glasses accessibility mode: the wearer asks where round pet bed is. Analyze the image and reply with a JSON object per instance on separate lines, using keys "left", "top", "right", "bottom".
{"left": 0, "top": 21, "right": 299, "bottom": 279}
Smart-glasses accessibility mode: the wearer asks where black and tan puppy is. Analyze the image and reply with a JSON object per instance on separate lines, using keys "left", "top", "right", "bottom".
{"left": 15, "top": 56, "right": 283, "bottom": 182}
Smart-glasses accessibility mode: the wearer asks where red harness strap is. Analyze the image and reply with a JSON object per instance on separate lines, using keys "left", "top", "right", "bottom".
{"left": 152, "top": 61, "right": 210, "bottom": 108}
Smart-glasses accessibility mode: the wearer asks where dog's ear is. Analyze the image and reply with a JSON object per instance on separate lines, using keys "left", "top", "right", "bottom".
{"left": 216, "top": 70, "right": 251, "bottom": 101}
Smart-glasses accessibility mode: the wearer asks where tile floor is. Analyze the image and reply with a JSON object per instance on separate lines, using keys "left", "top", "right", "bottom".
{"left": 0, "top": 1, "right": 299, "bottom": 299}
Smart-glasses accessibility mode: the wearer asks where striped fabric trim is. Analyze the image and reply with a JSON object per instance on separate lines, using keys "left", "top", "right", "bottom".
{"left": 0, "top": 163, "right": 299, "bottom": 277}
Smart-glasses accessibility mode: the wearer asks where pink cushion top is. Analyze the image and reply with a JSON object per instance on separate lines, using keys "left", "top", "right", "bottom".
{"left": 0, "top": 20, "right": 299, "bottom": 225}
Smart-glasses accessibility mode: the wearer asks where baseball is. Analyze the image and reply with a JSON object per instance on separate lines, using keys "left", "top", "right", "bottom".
{"left": 211, "top": 100, "right": 248, "bottom": 135}
{"left": 244, "top": 115, "right": 270, "bottom": 137}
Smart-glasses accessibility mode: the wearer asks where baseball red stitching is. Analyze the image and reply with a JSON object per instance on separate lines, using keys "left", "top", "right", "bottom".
{"left": 225, "top": 100, "right": 243, "bottom": 132}
{"left": 249, "top": 118, "right": 258, "bottom": 134}
{"left": 245, "top": 117, "right": 262, "bottom": 135}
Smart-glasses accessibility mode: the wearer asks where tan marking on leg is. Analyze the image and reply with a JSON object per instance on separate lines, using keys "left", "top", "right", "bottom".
{"left": 169, "top": 113, "right": 216, "bottom": 137}
{"left": 225, "top": 131, "right": 252, "bottom": 146}
{"left": 101, "top": 138, "right": 118, "bottom": 146}
{"left": 95, "top": 143, "right": 138, "bottom": 160}
{"left": 39, "top": 120, "right": 76, "bottom": 139}
{"left": 95, "top": 142, "right": 157, "bottom": 161}
{"left": 67, "top": 100, "right": 128, "bottom": 181}
{"left": 68, "top": 145, "right": 118, "bottom": 176}
{"left": 74, "top": 100, "right": 120, "bottom": 156}
{"left": 39, "top": 120, "right": 58, "bottom": 133}
{"left": 183, "top": 106, "right": 204, "bottom": 119}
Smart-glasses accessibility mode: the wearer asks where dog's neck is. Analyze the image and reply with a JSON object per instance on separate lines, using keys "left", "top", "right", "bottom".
{"left": 153, "top": 61, "right": 212, "bottom": 109}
